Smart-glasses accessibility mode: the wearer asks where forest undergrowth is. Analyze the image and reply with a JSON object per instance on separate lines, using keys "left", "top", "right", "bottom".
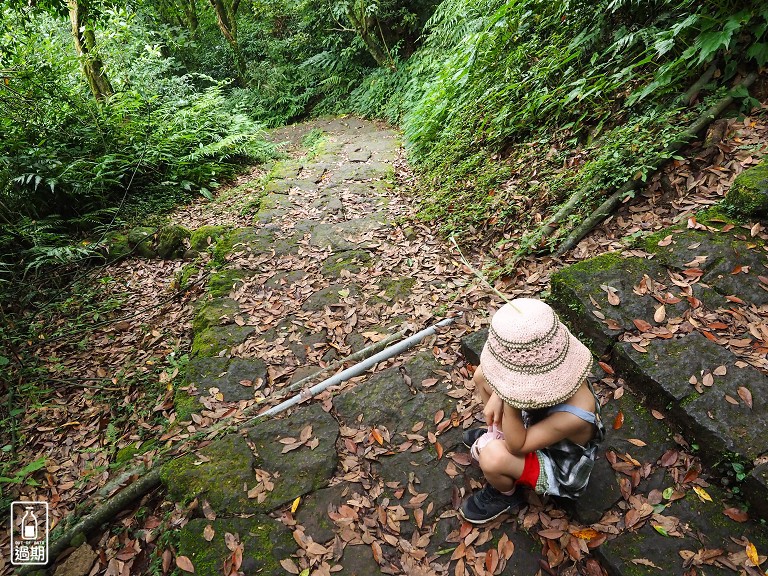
{"left": 2, "top": 0, "right": 768, "bottom": 572}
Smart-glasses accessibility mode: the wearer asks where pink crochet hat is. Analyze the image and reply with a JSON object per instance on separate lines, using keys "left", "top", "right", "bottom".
{"left": 480, "top": 298, "right": 593, "bottom": 409}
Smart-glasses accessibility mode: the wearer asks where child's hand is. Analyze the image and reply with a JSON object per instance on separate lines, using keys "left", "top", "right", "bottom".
{"left": 484, "top": 392, "right": 504, "bottom": 427}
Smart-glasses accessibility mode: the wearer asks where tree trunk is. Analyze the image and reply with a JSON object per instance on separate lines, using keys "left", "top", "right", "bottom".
{"left": 179, "top": 0, "right": 199, "bottom": 35}
{"left": 345, "top": 3, "right": 394, "bottom": 69}
{"left": 209, "top": 0, "right": 247, "bottom": 85}
{"left": 67, "top": 0, "right": 113, "bottom": 101}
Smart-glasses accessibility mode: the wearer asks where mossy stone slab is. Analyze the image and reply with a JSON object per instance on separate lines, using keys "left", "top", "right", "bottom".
{"left": 186, "top": 356, "right": 267, "bottom": 402}
{"left": 257, "top": 193, "right": 289, "bottom": 212}
{"left": 103, "top": 232, "right": 132, "bottom": 259}
{"left": 311, "top": 192, "right": 344, "bottom": 214}
{"left": 157, "top": 225, "right": 191, "bottom": 259}
{"left": 725, "top": 158, "right": 768, "bottom": 216}
{"left": 343, "top": 143, "right": 372, "bottom": 163}
{"left": 597, "top": 482, "right": 768, "bottom": 576}
{"left": 265, "top": 177, "right": 317, "bottom": 194}
{"left": 700, "top": 246, "right": 768, "bottom": 306}
{"left": 460, "top": 328, "right": 488, "bottom": 366}
{"left": 320, "top": 250, "right": 372, "bottom": 278}
{"left": 475, "top": 526, "right": 546, "bottom": 575}
{"left": 193, "top": 298, "right": 241, "bottom": 333}
{"left": 189, "top": 225, "right": 228, "bottom": 251}
{"left": 295, "top": 484, "right": 350, "bottom": 544}
{"left": 127, "top": 226, "right": 157, "bottom": 258}
{"left": 301, "top": 163, "right": 331, "bottom": 183}
{"left": 304, "top": 222, "right": 353, "bottom": 251}
{"left": 550, "top": 254, "right": 673, "bottom": 355}
{"left": 301, "top": 284, "right": 360, "bottom": 311}
{"left": 160, "top": 434, "right": 256, "bottom": 514}
{"left": 264, "top": 269, "right": 307, "bottom": 289}
{"left": 374, "top": 277, "right": 416, "bottom": 303}
{"left": 191, "top": 324, "right": 256, "bottom": 357}
{"left": 596, "top": 523, "right": 727, "bottom": 576}
{"left": 678, "top": 371, "right": 768, "bottom": 464}
{"left": 567, "top": 391, "right": 675, "bottom": 524}
{"left": 644, "top": 228, "right": 766, "bottom": 305}
{"left": 746, "top": 463, "right": 768, "bottom": 520}
{"left": 613, "top": 333, "right": 717, "bottom": 406}
{"left": 614, "top": 333, "right": 768, "bottom": 465}
{"left": 214, "top": 227, "right": 299, "bottom": 262}
{"left": 247, "top": 404, "right": 339, "bottom": 512}
{"left": 206, "top": 269, "right": 257, "bottom": 298}
{"left": 600, "top": 389, "right": 675, "bottom": 466}
{"left": 425, "top": 517, "right": 544, "bottom": 574}
{"left": 178, "top": 517, "right": 294, "bottom": 576}
{"left": 335, "top": 543, "right": 382, "bottom": 576}
{"left": 269, "top": 160, "right": 302, "bottom": 180}
{"left": 333, "top": 353, "right": 452, "bottom": 436}
{"left": 343, "top": 161, "right": 393, "bottom": 182}
{"left": 643, "top": 229, "right": 730, "bottom": 270}
{"left": 374, "top": 443, "right": 477, "bottom": 538}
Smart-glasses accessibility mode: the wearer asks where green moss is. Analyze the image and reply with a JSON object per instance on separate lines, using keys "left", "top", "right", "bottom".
{"left": 115, "top": 439, "right": 159, "bottom": 464}
{"left": 549, "top": 251, "right": 625, "bottom": 315}
{"left": 173, "top": 390, "right": 200, "bottom": 422}
{"left": 177, "top": 264, "right": 201, "bottom": 291}
{"left": 268, "top": 159, "right": 302, "bottom": 180}
{"left": 157, "top": 225, "right": 191, "bottom": 259}
{"left": 69, "top": 532, "right": 87, "bottom": 548}
{"left": 263, "top": 179, "right": 289, "bottom": 194}
{"left": 193, "top": 298, "right": 240, "bottom": 333}
{"left": 695, "top": 205, "right": 741, "bottom": 228}
{"left": 115, "top": 444, "right": 140, "bottom": 464}
{"left": 191, "top": 324, "right": 255, "bottom": 357}
{"left": 212, "top": 228, "right": 275, "bottom": 263}
{"left": 189, "top": 226, "right": 228, "bottom": 251}
{"left": 127, "top": 226, "right": 157, "bottom": 258}
{"left": 724, "top": 159, "right": 768, "bottom": 216}
{"left": 321, "top": 250, "right": 372, "bottom": 277}
{"left": 103, "top": 232, "right": 132, "bottom": 259}
{"left": 178, "top": 517, "right": 295, "bottom": 576}
{"left": 160, "top": 435, "right": 257, "bottom": 514}
{"left": 257, "top": 194, "right": 281, "bottom": 212}
{"left": 367, "top": 277, "right": 416, "bottom": 306}
{"left": 207, "top": 269, "right": 253, "bottom": 297}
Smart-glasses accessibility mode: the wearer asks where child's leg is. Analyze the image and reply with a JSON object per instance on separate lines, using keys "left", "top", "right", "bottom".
{"left": 476, "top": 439, "right": 526, "bottom": 493}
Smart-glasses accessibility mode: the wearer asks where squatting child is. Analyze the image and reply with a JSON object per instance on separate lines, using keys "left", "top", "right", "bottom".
{"left": 460, "top": 298, "right": 605, "bottom": 524}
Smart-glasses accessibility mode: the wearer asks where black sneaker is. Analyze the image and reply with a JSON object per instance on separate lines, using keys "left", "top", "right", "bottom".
{"left": 462, "top": 427, "right": 486, "bottom": 448}
{"left": 459, "top": 485, "right": 525, "bottom": 524}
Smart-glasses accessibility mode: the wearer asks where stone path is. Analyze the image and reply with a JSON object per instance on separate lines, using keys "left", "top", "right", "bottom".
{"left": 160, "top": 119, "right": 768, "bottom": 576}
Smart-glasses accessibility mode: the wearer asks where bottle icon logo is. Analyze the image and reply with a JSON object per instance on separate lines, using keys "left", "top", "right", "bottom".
{"left": 21, "top": 507, "right": 39, "bottom": 540}
{"left": 10, "top": 501, "right": 48, "bottom": 565}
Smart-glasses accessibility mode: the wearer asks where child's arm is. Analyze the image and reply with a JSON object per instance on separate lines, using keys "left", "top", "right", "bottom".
{"left": 484, "top": 391, "right": 504, "bottom": 427}
{"left": 501, "top": 403, "right": 589, "bottom": 455}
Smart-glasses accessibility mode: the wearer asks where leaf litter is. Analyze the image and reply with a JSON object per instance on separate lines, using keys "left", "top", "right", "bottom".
{"left": 4, "top": 108, "right": 768, "bottom": 576}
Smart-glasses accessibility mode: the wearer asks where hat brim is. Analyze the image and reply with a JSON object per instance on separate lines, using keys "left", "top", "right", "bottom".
{"left": 480, "top": 332, "right": 593, "bottom": 410}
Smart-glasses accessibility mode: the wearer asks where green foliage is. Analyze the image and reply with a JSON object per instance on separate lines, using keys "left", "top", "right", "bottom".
{"left": 351, "top": 0, "right": 768, "bottom": 236}
{"left": 0, "top": 7, "right": 274, "bottom": 282}
{"left": 0, "top": 457, "right": 47, "bottom": 486}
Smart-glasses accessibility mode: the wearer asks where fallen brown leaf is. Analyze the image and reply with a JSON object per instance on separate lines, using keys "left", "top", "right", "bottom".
{"left": 175, "top": 555, "right": 195, "bottom": 573}
{"left": 737, "top": 386, "right": 753, "bottom": 408}
{"left": 723, "top": 507, "right": 748, "bottom": 522}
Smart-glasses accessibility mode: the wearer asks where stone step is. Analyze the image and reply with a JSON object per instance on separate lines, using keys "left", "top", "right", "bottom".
{"left": 550, "top": 218, "right": 768, "bottom": 503}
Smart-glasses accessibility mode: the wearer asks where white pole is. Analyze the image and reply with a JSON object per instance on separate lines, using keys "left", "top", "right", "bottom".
{"left": 256, "top": 316, "right": 456, "bottom": 419}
